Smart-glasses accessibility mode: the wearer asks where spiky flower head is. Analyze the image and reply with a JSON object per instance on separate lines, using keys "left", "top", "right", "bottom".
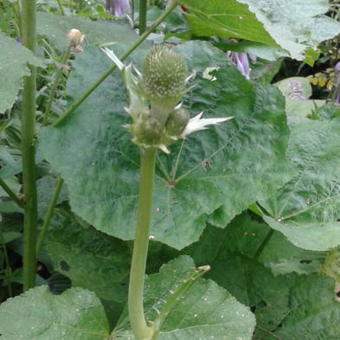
{"left": 141, "top": 45, "right": 188, "bottom": 106}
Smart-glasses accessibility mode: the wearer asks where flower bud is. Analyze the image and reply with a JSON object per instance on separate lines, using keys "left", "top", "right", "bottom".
{"left": 165, "top": 107, "right": 190, "bottom": 137}
{"left": 141, "top": 45, "right": 188, "bottom": 106}
{"left": 67, "top": 28, "right": 85, "bottom": 52}
{"left": 130, "top": 114, "right": 163, "bottom": 146}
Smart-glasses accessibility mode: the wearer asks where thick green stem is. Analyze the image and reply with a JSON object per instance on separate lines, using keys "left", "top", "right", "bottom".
{"left": 139, "top": 0, "right": 148, "bottom": 34}
{"left": 129, "top": 148, "right": 156, "bottom": 340}
{"left": 0, "top": 177, "right": 24, "bottom": 208}
{"left": 43, "top": 49, "right": 71, "bottom": 125}
{"left": 52, "top": 0, "right": 178, "bottom": 127}
{"left": 36, "top": 177, "right": 64, "bottom": 254}
{"left": 21, "top": 0, "right": 38, "bottom": 291}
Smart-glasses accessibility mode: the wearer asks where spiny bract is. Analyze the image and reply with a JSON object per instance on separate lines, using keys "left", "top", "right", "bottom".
{"left": 141, "top": 45, "right": 188, "bottom": 104}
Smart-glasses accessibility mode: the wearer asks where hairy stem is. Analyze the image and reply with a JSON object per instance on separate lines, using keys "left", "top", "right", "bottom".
{"left": 36, "top": 177, "right": 64, "bottom": 254}
{"left": 129, "top": 148, "right": 156, "bottom": 340}
{"left": 139, "top": 0, "right": 148, "bottom": 34}
{"left": 0, "top": 177, "right": 24, "bottom": 208}
{"left": 43, "top": 49, "right": 71, "bottom": 125}
{"left": 52, "top": 0, "right": 178, "bottom": 127}
{"left": 21, "top": 0, "right": 38, "bottom": 291}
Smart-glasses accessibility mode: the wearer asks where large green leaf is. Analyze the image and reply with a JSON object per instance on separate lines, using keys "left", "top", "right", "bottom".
{"left": 181, "top": 0, "right": 340, "bottom": 60}
{"left": 263, "top": 216, "right": 340, "bottom": 252}
{"left": 113, "top": 256, "right": 256, "bottom": 340}
{"left": 184, "top": 214, "right": 340, "bottom": 340}
{"left": 40, "top": 41, "right": 291, "bottom": 249}
{"left": 0, "top": 32, "right": 44, "bottom": 113}
{"left": 43, "top": 211, "right": 131, "bottom": 302}
{"left": 261, "top": 119, "right": 340, "bottom": 251}
{"left": 181, "top": 0, "right": 278, "bottom": 46}
{"left": 0, "top": 286, "right": 110, "bottom": 340}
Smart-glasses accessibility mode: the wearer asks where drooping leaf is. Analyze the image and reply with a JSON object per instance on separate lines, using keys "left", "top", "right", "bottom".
{"left": 185, "top": 213, "right": 324, "bottom": 277}
{"left": 181, "top": 0, "right": 340, "bottom": 60}
{"left": 0, "top": 286, "right": 110, "bottom": 340}
{"left": 40, "top": 41, "right": 291, "bottom": 249}
{"left": 181, "top": 0, "right": 278, "bottom": 47}
{"left": 238, "top": 0, "right": 340, "bottom": 60}
{"left": 0, "top": 32, "right": 44, "bottom": 113}
{"left": 264, "top": 216, "right": 340, "bottom": 252}
{"left": 113, "top": 256, "right": 256, "bottom": 340}
{"left": 261, "top": 119, "right": 340, "bottom": 251}
{"left": 214, "top": 255, "right": 340, "bottom": 340}
{"left": 43, "top": 211, "right": 131, "bottom": 302}
{"left": 184, "top": 215, "right": 340, "bottom": 340}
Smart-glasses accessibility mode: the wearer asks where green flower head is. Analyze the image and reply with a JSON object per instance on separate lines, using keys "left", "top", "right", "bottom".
{"left": 141, "top": 45, "right": 188, "bottom": 105}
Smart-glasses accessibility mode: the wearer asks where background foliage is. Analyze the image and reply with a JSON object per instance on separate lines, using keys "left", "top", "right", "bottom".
{"left": 0, "top": 0, "right": 339, "bottom": 339}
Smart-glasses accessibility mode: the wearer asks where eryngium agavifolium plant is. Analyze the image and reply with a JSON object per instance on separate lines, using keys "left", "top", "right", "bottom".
{"left": 102, "top": 44, "right": 233, "bottom": 340}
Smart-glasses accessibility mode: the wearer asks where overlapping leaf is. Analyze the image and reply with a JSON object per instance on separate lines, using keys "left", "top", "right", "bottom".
{"left": 0, "top": 286, "right": 110, "bottom": 340}
{"left": 0, "top": 256, "right": 255, "bottom": 340}
{"left": 181, "top": 0, "right": 340, "bottom": 60}
{"left": 184, "top": 214, "right": 340, "bottom": 340}
{"left": 0, "top": 32, "right": 44, "bottom": 113}
{"left": 261, "top": 119, "right": 340, "bottom": 251}
{"left": 43, "top": 211, "right": 131, "bottom": 302}
{"left": 40, "top": 41, "right": 291, "bottom": 249}
{"left": 113, "top": 256, "right": 256, "bottom": 340}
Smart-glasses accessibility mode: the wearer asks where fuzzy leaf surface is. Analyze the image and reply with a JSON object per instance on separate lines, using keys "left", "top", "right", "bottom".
{"left": 0, "top": 286, "right": 109, "bottom": 340}
{"left": 182, "top": 0, "right": 340, "bottom": 60}
{"left": 261, "top": 119, "right": 340, "bottom": 251}
{"left": 185, "top": 214, "right": 340, "bottom": 340}
{"left": 43, "top": 211, "right": 131, "bottom": 302}
{"left": 0, "top": 32, "right": 44, "bottom": 113}
{"left": 113, "top": 256, "right": 256, "bottom": 340}
{"left": 40, "top": 41, "right": 291, "bottom": 249}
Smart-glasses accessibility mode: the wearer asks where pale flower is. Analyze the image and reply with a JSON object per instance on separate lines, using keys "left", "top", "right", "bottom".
{"left": 106, "top": 0, "right": 130, "bottom": 16}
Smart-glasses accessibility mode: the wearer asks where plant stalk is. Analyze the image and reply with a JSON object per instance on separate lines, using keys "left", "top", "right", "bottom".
{"left": 139, "top": 0, "right": 148, "bottom": 34}
{"left": 52, "top": 0, "right": 178, "bottom": 127}
{"left": 0, "top": 177, "right": 24, "bottom": 208}
{"left": 55, "top": 0, "right": 65, "bottom": 15}
{"left": 36, "top": 177, "right": 64, "bottom": 254}
{"left": 21, "top": 0, "right": 38, "bottom": 291}
{"left": 128, "top": 148, "right": 156, "bottom": 340}
{"left": 43, "top": 49, "right": 71, "bottom": 125}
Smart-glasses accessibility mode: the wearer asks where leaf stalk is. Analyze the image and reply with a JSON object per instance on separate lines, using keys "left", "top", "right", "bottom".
{"left": 36, "top": 177, "right": 64, "bottom": 254}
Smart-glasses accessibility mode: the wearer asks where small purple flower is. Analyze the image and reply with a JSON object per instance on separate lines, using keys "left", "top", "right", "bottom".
{"left": 106, "top": 0, "right": 130, "bottom": 17}
{"left": 334, "top": 61, "right": 340, "bottom": 105}
{"left": 226, "top": 52, "right": 254, "bottom": 80}
{"left": 288, "top": 80, "right": 305, "bottom": 100}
